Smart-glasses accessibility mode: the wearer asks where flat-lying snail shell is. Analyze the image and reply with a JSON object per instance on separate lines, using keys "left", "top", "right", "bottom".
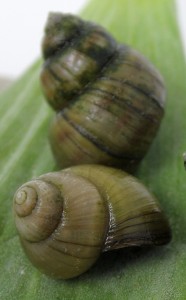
{"left": 40, "top": 13, "right": 166, "bottom": 172}
{"left": 13, "top": 165, "right": 171, "bottom": 279}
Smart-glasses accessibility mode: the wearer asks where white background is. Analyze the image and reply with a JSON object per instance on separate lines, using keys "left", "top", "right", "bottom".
{"left": 0, "top": 0, "right": 185, "bottom": 78}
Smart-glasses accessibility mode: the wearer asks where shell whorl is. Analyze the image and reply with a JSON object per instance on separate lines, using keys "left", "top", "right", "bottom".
{"left": 40, "top": 13, "right": 166, "bottom": 172}
{"left": 14, "top": 180, "right": 63, "bottom": 242}
{"left": 13, "top": 169, "right": 109, "bottom": 279}
{"left": 13, "top": 165, "right": 171, "bottom": 279}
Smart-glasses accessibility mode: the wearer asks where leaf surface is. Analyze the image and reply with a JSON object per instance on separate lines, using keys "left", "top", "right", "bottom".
{"left": 0, "top": 0, "right": 186, "bottom": 299}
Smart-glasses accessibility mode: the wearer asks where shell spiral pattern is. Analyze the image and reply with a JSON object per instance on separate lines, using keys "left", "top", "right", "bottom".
{"left": 40, "top": 13, "right": 166, "bottom": 172}
{"left": 13, "top": 165, "right": 171, "bottom": 279}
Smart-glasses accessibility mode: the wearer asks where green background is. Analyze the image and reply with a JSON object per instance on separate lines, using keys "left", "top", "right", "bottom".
{"left": 0, "top": 0, "right": 186, "bottom": 299}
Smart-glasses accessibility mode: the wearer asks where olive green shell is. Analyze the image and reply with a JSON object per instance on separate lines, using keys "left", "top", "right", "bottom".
{"left": 40, "top": 13, "right": 166, "bottom": 172}
{"left": 13, "top": 165, "right": 171, "bottom": 279}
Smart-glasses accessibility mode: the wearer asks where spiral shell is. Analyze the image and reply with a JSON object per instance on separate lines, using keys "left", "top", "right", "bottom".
{"left": 13, "top": 165, "right": 171, "bottom": 279}
{"left": 40, "top": 13, "right": 166, "bottom": 172}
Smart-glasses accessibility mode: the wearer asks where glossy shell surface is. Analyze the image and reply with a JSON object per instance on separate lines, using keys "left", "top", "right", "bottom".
{"left": 40, "top": 13, "right": 166, "bottom": 172}
{"left": 13, "top": 165, "right": 171, "bottom": 279}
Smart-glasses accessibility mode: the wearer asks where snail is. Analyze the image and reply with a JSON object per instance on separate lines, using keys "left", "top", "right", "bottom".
{"left": 40, "top": 13, "right": 166, "bottom": 172}
{"left": 13, "top": 165, "right": 171, "bottom": 279}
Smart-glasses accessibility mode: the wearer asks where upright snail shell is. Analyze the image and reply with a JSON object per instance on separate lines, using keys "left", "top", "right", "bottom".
{"left": 13, "top": 165, "right": 171, "bottom": 279}
{"left": 40, "top": 13, "right": 166, "bottom": 172}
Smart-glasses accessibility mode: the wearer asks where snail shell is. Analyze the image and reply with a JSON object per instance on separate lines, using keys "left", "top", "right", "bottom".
{"left": 40, "top": 13, "right": 166, "bottom": 172}
{"left": 13, "top": 165, "right": 171, "bottom": 279}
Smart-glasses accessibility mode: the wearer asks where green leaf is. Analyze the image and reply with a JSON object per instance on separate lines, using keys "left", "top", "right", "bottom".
{"left": 0, "top": 0, "right": 186, "bottom": 299}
